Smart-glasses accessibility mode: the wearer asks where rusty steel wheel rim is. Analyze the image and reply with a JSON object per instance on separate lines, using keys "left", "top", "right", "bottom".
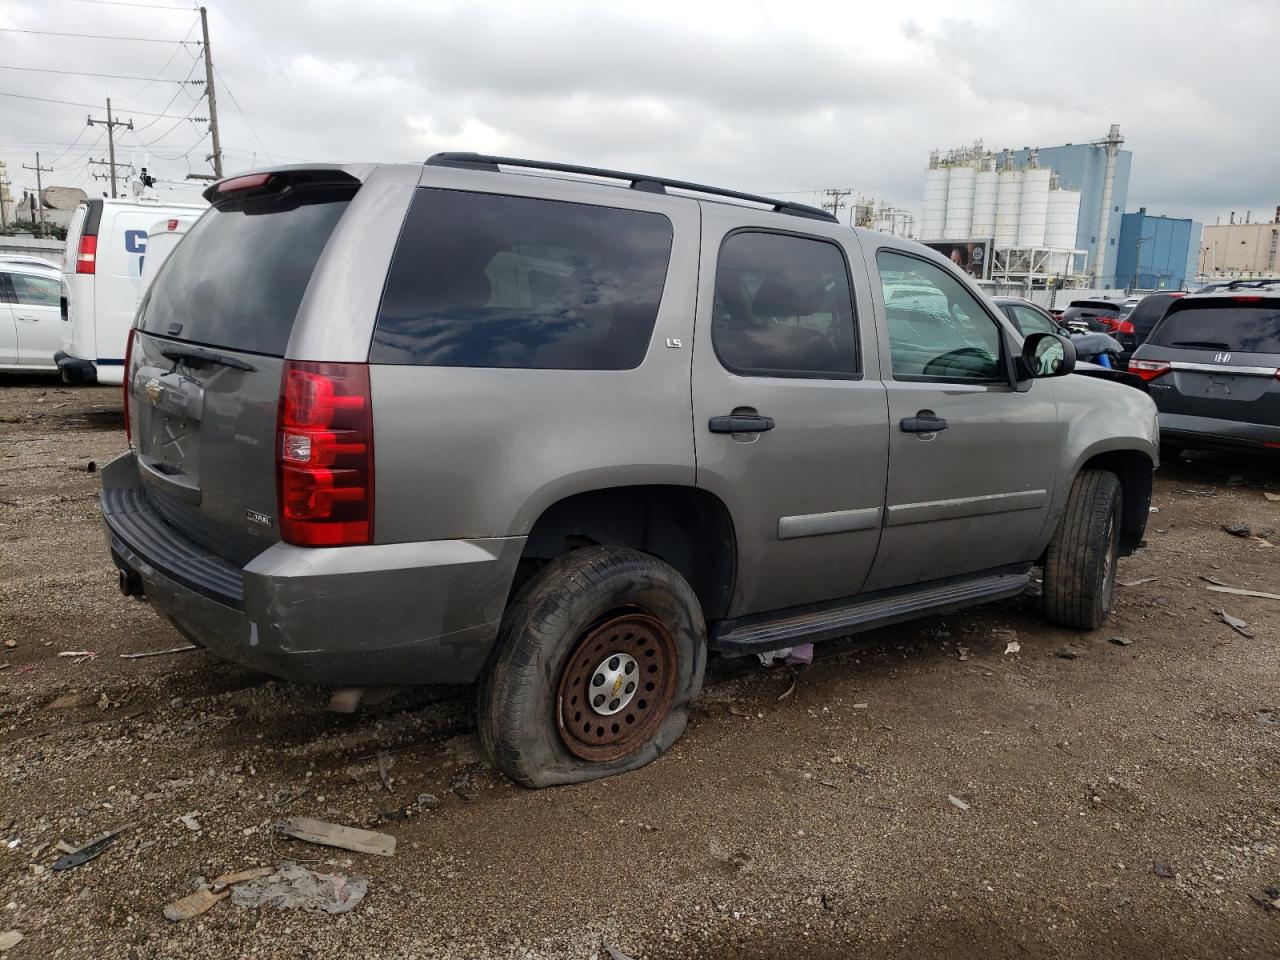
{"left": 556, "top": 611, "right": 679, "bottom": 763}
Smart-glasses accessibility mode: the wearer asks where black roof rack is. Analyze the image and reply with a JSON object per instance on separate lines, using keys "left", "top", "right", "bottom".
{"left": 425, "top": 152, "right": 838, "bottom": 224}
{"left": 1224, "top": 278, "right": 1280, "bottom": 289}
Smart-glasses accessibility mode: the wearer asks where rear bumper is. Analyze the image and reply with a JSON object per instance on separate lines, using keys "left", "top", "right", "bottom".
{"left": 55, "top": 350, "right": 98, "bottom": 385}
{"left": 99, "top": 453, "right": 525, "bottom": 685}
{"left": 1159, "top": 412, "right": 1280, "bottom": 452}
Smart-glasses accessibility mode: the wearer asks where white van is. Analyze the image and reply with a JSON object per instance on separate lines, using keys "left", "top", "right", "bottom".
{"left": 57, "top": 196, "right": 205, "bottom": 385}
{"left": 137, "top": 214, "right": 200, "bottom": 296}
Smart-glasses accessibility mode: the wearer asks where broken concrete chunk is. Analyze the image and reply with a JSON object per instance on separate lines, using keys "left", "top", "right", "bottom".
{"left": 0, "top": 931, "right": 22, "bottom": 952}
{"left": 275, "top": 817, "right": 395, "bottom": 857}
{"left": 947, "top": 794, "right": 971, "bottom": 812}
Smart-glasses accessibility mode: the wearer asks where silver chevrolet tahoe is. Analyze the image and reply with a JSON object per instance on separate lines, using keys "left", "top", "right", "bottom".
{"left": 101, "top": 154, "right": 1159, "bottom": 787}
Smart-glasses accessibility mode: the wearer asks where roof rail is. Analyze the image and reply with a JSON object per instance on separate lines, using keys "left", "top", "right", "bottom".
{"left": 1224, "top": 277, "right": 1280, "bottom": 289}
{"left": 424, "top": 152, "right": 838, "bottom": 224}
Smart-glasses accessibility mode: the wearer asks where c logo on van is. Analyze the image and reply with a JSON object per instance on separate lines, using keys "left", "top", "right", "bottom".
{"left": 124, "top": 230, "right": 148, "bottom": 254}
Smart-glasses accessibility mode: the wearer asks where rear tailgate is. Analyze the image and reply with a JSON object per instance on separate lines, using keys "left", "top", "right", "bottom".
{"left": 127, "top": 169, "right": 360, "bottom": 565}
{"left": 1141, "top": 297, "right": 1280, "bottom": 425}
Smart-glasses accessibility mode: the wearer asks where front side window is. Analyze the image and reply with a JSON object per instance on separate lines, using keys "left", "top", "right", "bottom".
{"left": 11, "top": 273, "right": 61, "bottom": 307}
{"left": 371, "top": 190, "right": 674, "bottom": 370}
{"left": 877, "top": 250, "right": 1003, "bottom": 380}
{"left": 712, "top": 231, "right": 857, "bottom": 377}
{"left": 1012, "top": 304, "right": 1058, "bottom": 337}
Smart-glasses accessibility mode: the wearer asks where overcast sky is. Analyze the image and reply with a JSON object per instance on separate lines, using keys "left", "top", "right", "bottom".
{"left": 1, "top": 0, "right": 1276, "bottom": 227}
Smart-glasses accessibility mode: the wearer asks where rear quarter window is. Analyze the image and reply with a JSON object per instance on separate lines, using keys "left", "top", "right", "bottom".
{"left": 370, "top": 189, "right": 674, "bottom": 370}
{"left": 1149, "top": 302, "right": 1280, "bottom": 354}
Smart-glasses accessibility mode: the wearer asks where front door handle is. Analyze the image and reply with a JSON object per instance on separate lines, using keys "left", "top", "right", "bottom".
{"left": 16, "top": 315, "right": 38, "bottom": 323}
{"left": 709, "top": 414, "right": 775, "bottom": 434}
{"left": 900, "top": 413, "right": 948, "bottom": 433}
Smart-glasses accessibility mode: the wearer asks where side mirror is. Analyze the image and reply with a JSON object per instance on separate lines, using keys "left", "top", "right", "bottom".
{"left": 1016, "top": 332, "right": 1076, "bottom": 381}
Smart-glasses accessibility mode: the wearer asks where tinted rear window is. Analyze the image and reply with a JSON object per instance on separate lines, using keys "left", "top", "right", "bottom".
{"left": 370, "top": 189, "right": 673, "bottom": 370}
{"left": 1149, "top": 303, "right": 1280, "bottom": 353}
{"left": 137, "top": 188, "right": 353, "bottom": 356}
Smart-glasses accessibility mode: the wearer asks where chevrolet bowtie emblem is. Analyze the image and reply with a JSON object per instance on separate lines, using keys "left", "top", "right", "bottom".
{"left": 144, "top": 379, "right": 163, "bottom": 404}
{"left": 612, "top": 676, "right": 623, "bottom": 698}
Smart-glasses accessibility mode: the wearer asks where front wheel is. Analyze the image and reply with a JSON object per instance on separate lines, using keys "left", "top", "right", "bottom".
{"left": 477, "top": 546, "right": 706, "bottom": 787}
{"left": 1042, "top": 469, "right": 1122, "bottom": 630}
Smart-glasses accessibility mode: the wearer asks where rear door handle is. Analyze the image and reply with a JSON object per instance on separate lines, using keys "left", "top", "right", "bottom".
{"left": 709, "top": 414, "right": 775, "bottom": 434}
{"left": 900, "top": 414, "right": 948, "bottom": 433}
{"left": 16, "top": 315, "right": 38, "bottom": 322}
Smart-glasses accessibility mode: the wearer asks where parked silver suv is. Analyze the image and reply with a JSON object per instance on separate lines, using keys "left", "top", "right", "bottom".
{"left": 101, "top": 155, "right": 1159, "bottom": 787}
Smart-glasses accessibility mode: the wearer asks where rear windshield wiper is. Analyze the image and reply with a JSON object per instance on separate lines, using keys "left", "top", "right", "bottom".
{"left": 160, "top": 343, "right": 257, "bottom": 372}
{"left": 1170, "top": 340, "right": 1231, "bottom": 349}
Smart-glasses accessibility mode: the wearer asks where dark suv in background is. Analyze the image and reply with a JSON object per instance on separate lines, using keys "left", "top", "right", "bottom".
{"left": 1059, "top": 299, "right": 1138, "bottom": 363}
{"left": 1129, "top": 286, "right": 1280, "bottom": 455}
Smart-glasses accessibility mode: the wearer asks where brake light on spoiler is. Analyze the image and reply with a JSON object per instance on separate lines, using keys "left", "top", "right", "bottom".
{"left": 1128, "top": 359, "right": 1171, "bottom": 381}
{"left": 217, "top": 172, "right": 273, "bottom": 194}
{"left": 277, "top": 361, "right": 374, "bottom": 546}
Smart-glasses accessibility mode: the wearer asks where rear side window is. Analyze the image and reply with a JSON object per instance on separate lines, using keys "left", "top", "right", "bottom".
{"left": 1149, "top": 302, "right": 1280, "bottom": 353}
{"left": 370, "top": 189, "right": 673, "bottom": 370}
{"left": 137, "top": 188, "right": 353, "bottom": 356}
{"left": 712, "top": 231, "right": 858, "bottom": 378}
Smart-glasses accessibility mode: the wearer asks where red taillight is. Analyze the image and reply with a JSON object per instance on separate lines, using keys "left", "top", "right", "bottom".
{"left": 123, "top": 328, "right": 136, "bottom": 445}
{"left": 276, "top": 361, "right": 373, "bottom": 547}
{"left": 1129, "top": 359, "right": 1172, "bottom": 382}
{"left": 1113, "top": 319, "right": 1136, "bottom": 335}
{"left": 1233, "top": 295, "right": 1263, "bottom": 302}
{"left": 218, "top": 172, "right": 273, "bottom": 194}
{"left": 167, "top": 218, "right": 179, "bottom": 231}
{"left": 76, "top": 234, "right": 97, "bottom": 274}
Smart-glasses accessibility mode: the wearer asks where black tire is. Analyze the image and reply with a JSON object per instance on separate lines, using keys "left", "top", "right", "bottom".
{"left": 477, "top": 546, "right": 706, "bottom": 788}
{"left": 1042, "top": 469, "right": 1122, "bottom": 630}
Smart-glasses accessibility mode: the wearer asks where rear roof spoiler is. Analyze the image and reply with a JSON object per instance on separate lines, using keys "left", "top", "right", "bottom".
{"left": 202, "top": 165, "right": 365, "bottom": 203}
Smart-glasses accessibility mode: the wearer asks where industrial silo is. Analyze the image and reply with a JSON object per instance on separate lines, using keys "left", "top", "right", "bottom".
{"left": 920, "top": 166, "right": 950, "bottom": 240}
{"left": 1045, "top": 188, "right": 1082, "bottom": 250}
{"left": 944, "top": 166, "right": 975, "bottom": 239}
{"left": 971, "top": 169, "right": 998, "bottom": 239}
{"left": 995, "top": 169, "right": 1023, "bottom": 247}
{"left": 1017, "top": 168, "right": 1052, "bottom": 248}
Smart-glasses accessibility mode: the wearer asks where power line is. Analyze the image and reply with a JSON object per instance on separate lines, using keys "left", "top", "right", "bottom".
{"left": 128, "top": 52, "right": 204, "bottom": 132}
{"left": 0, "top": 64, "right": 201, "bottom": 84}
{"left": 133, "top": 94, "right": 206, "bottom": 146}
{"left": 114, "top": 16, "right": 203, "bottom": 101}
{"left": 0, "top": 27, "right": 201, "bottom": 44}
{"left": 212, "top": 64, "right": 271, "bottom": 163}
{"left": 0, "top": 91, "right": 205, "bottom": 120}
{"left": 60, "top": 0, "right": 195, "bottom": 9}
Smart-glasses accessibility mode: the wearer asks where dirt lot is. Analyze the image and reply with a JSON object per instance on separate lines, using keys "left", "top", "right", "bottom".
{"left": 1, "top": 377, "right": 1277, "bottom": 960}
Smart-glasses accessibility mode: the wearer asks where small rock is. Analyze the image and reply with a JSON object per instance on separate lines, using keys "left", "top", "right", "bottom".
{"left": 947, "top": 794, "right": 971, "bottom": 812}
{"left": 178, "top": 813, "right": 201, "bottom": 832}
{"left": 0, "top": 930, "right": 23, "bottom": 952}
{"left": 1222, "top": 523, "right": 1251, "bottom": 538}
{"left": 1110, "top": 637, "right": 1133, "bottom": 647}
{"left": 416, "top": 794, "right": 440, "bottom": 810}
{"left": 1153, "top": 858, "right": 1175, "bottom": 879}
{"left": 2, "top": 640, "right": 15, "bottom": 650}
{"left": 1055, "top": 645, "right": 1082, "bottom": 660}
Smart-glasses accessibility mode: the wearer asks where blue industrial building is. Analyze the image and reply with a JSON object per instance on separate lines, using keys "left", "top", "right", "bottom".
{"left": 1114, "top": 209, "right": 1202, "bottom": 291}
{"left": 1007, "top": 139, "right": 1132, "bottom": 286}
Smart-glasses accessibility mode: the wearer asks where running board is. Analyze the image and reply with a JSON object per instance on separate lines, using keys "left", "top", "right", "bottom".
{"left": 710, "top": 570, "right": 1031, "bottom": 657}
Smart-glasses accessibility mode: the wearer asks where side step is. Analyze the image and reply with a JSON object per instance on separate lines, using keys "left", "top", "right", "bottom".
{"left": 709, "top": 570, "right": 1031, "bottom": 657}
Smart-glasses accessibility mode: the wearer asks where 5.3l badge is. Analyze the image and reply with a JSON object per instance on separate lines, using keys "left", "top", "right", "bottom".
{"left": 246, "top": 509, "right": 272, "bottom": 527}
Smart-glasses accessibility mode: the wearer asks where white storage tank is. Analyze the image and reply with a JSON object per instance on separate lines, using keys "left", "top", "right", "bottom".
{"left": 944, "top": 166, "right": 975, "bottom": 240}
{"left": 1017, "top": 168, "right": 1052, "bottom": 248}
{"left": 971, "top": 170, "right": 998, "bottom": 239}
{"left": 920, "top": 167, "right": 950, "bottom": 240}
{"left": 1044, "top": 188, "right": 1082, "bottom": 250}
{"left": 995, "top": 169, "right": 1023, "bottom": 247}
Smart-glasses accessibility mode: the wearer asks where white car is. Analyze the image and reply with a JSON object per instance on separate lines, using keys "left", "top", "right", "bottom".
{"left": 0, "top": 263, "right": 65, "bottom": 372}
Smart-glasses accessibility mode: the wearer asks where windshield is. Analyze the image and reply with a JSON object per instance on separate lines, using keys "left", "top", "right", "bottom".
{"left": 137, "top": 187, "right": 354, "bottom": 356}
{"left": 1148, "top": 303, "right": 1280, "bottom": 354}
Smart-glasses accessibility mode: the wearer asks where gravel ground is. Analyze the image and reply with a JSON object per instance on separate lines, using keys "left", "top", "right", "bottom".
{"left": 1, "top": 377, "right": 1278, "bottom": 960}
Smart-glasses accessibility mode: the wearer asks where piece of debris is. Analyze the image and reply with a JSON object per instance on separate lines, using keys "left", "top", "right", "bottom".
{"left": 776, "top": 674, "right": 797, "bottom": 701}
{"left": 375, "top": 750, "right": 393, "bottom": 792}
{"left": 947, "top": 794, "right": 971, "bottom": 812}
{"left": 118, "top": 644, "right": 197, "bottom": 659}
{"left": 0, "top": 931, "right": 22, "bottom": 952}
{"left": 451, "top": 775, "right": 475, "bottom": 804}
{"left": 57, "top": 651, "right": 97, "bottom": 664}
{"left": 957, "top": 646, "right": 970, "bottom": 661}
{"left": 51, "top": 824, "right": 132, "bottom": 871}
{"left": 179, "top": 813, "right": 201, "bottom": 832}
{"left": 1110, "top": 636, "right": 1134, "bottom": 647}
{"left": 1250, "top": 886, "right": 1280, "bottom": 912}
{"left": 1215, "top": 608, "right": 1254, "bottom": 638}
{"left": 416, "top": 793, "right": 440, "bottom": 810}
{"left": 230, "top": 862, "right": 367, "bottom": 914}
{"left": 1207, "top": 585, "right": 1280, "bottom": 601}
{"left": 728, "top": 704, "right": 751, "bottom": 718}
{"left": 1222, "top": 522, "right": 1251, "bottom": 538}
{"left": 1199, "top": 575, "right": 1228, "bottom": 586}
{"left": 1264, "top": 492, "right": 1280, "bottom": 503}
{"left": 2, "top": 640, "right": 15, "bottom": 650}
{"left": 275, "top": 817, "right": 395, "bottom": 857}
{"left": 1117, "top": 577, "right": 1158, "bottom": 587}
{"left": 756, "top": 647, "right": 793, "bottom": 666}
{"left": 785, "top": 643, "right": 814, "bottom": 666}
{"left": 1003, "top": 641, "right": 1021, "bottom": 655}
{"left": 1055, "top": 645, "right": 1082, "bottom": 660}
{"left": 1153, "top": 858, "right": 1175, "bottom": 879}
{"left": 604, "top": 945, "right": 637, "bottom": 960}
{"left": 163, "top": 868, "right": 273, "bottom": 922}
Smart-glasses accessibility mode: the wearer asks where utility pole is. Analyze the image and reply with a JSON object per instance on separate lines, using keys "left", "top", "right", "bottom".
{"left": 87, "top": 98, "right": 133, "bottom": 198}
{"left": 821, "top": 188, "right": 853, "bottom": 221}
{"left": 200, "top": 6, "right": 223, "bottom": 179}
{"left": 0, "top": 174, "right": 11, "bottom": 228}
{"left": 21, "top": 153, "right": 53, "bottom": 233}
